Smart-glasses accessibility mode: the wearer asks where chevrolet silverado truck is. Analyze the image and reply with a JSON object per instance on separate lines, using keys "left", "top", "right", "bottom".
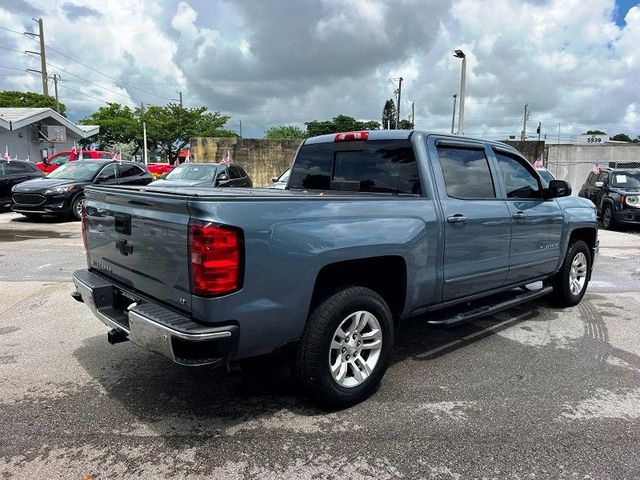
{"left": 72, "top": 130, "right": 598, "bottom": 407}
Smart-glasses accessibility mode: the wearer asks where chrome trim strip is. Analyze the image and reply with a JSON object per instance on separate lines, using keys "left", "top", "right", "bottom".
{"left": 128, "top": 310, "right": 231, "bottom": 341}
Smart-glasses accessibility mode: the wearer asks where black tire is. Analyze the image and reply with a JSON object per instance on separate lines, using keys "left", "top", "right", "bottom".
{"left": 549, "top": 240, "right": 591, "bottom": 307}
{"left": 71, "top": 195, "right": 85, "bottom": 221}
{"left": 601, "top": 204, "right": 616, "bottom": 230}
{"left": 294, "top": 286, "right": 394, "bottom": 409}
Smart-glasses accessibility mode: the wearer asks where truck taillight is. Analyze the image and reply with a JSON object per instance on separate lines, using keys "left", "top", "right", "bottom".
{"left": 81, "top": 202, "right": 87, "bottom": 249}
{"left": 188, "top": 221, "right": 243, "bottom": 297}
{"left": 334, "top": 131, "right": 369, "bottom": 142}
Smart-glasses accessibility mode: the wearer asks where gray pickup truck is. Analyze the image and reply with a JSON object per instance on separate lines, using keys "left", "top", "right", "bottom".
{"left": 72, "top": 130, "right": 598, "bottom": 407}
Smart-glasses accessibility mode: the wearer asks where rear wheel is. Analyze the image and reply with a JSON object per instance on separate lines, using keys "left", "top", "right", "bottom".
{"left": 71, "top": 195, "right": 85, "bottom": 221}
{"left": 294, "top": 286, "right": 394, "bottom": 408}
{"left": 601, "top": 204, "right": 616, "bottom": 230}
{"left": 549, "top": 240, "right": 591, "bottom": 307}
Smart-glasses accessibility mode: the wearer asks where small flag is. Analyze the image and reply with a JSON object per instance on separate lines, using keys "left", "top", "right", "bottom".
{"left": 25, "top": 154, "right": 30, "bottom": 162}
{"left": 72, "top": 142, "right": 77, "bottom": 156}
{"left": 533, "top": 154, "right": 544, "bottom": 168}
{"left": 220, "top": 150, "right": 231, "bottom": 165}
{"left": 185, "top": 149, "right": 190, "bottom": 163}
{"left": 3, "top": 146, "right": 10, "bottom": 161}
{"left": 113, "top": 151, "right": 121, "bottom": 161}
{"left": 592, "top": 160, "right": 601, "bottom": 175}
{"left": 78, "top": 149, "right": 84, "bottom": 161}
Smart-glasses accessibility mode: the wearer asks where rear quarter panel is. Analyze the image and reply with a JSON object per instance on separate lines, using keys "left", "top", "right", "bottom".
{"left": 188, "top": 197, "right": 440, "bottom": 359}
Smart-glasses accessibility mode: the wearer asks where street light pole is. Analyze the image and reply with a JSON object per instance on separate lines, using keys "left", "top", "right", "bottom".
{"left": 450, "top": 94, "right": 457, "bottom": 134}
{"left": 454, "top": 49, "right": 466, "bottom": 135}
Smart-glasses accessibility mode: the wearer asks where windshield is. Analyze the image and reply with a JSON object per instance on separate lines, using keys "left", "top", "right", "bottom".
{"left": 47, "top": 162, "right": 103, "bottom": 181}
{"left": 611, "top": 172, "right": 640, "bottom": 189}
{"left": 165, "top": 163, "right": 219, "bottom": 182}
{"left": 537, "top": 169, "right": 555, "bottom": 187}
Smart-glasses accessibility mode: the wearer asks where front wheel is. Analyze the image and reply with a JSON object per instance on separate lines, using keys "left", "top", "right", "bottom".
{"left": 548, "top": 240, "right": 591, "bottom": 307}
{"left": 71, "top": 195, "right": 85, "bottom": 221}
{"left": 601, "top": 204, "right": 616, "bottom": 230}
{"left": 294, "top": 286, "right": 394, "bottom": 408}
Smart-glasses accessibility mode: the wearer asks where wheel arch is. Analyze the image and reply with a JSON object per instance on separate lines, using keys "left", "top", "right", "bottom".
{"left": 309, "top": 255, "right": 407, "bottom": 323}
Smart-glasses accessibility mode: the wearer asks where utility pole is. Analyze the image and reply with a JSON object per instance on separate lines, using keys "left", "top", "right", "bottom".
{"left": 143, "top": 122, "right": 148, "bottom": 165}
{"left": 451, "top": 94, "right": 457, "bottom": 134}
{"left": 50, "top": 74, "right": 59, "bottom": 112}
{"left": 537, "top": 121, "right": 541, "bottom": 141}
{"left": 238, "top": 120, "right": 242, "bottom": 138}
{"left": 453, "top": 50, "right": 466, "bottom": 135}
{"left": 520, "top": 103, "right": 529, "bottom": 141}
{"left": 395, "top": 77, "right": 403, "bottom": 129}
{"left": 177, "top": 91, "right": 183, "bottom": 108}
{"left": 24, "top": 18, "right": 48, "bottom": 96}
{"left": 410, "top": 101, "right": 415, "bottom": 129}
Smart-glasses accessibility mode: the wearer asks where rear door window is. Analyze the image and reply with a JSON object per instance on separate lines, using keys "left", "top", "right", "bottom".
{"left": 288, "top": 140, "right": 421, "bottom": 194}
{"left": 6, "top": 162, "right": 28, "bottom": 174}
{"left": 437, "top": 146, "right": 496, "bottom": 199}
{"left": 228, "top": 166, "right": 241, "bottom": 179}
{"left": 118, "top": 163, "right": 143, "bottom": 177}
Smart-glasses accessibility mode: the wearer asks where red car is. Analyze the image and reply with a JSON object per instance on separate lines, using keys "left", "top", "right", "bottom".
{"left": 146, "top": 163, "right": 176, "bottom": 176}
{"left": 36, "top": 150, "right": 115, "bottom": 174}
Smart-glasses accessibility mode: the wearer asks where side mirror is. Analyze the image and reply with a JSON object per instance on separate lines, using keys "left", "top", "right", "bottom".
{"left": 216, "top": 174, "right": 230, "bottom": 186}
{"left": 272, "top": 176, "right": 278, "bottom": 183}
{"left": 594, "top": 181, "right": 604, "bottom": 188}
{"left": 545, "top": 180, "right": 572, "bottom": 199}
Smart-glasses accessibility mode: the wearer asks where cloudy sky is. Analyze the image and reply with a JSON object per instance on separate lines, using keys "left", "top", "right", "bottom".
{"left": 0, "top": 0, "right": 638, "bottom": 140}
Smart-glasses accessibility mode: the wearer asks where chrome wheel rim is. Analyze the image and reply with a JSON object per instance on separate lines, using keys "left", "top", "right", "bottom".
{"left": 328, "top": 310, "right": 382, "bottom": 388}
{"left": 75, "top": 198, "right": 84, "bottom": 218}
{"left": 569, "top": 252, "right": 588, "bottom": 296}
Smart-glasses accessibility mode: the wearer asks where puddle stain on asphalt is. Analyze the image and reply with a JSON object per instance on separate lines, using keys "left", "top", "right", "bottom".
{"left": 0, "top": 326, "right": 20, "bottom": 335}
{"left": 0, "top": 229, "right": 79, "bottom": 242}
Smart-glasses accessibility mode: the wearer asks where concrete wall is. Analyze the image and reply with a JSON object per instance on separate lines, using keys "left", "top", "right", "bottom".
{"left": 545, "top": 144, "right": 640, "bottom": 193}
{"left": 191, "top": 137, "right": 303, "bottom": 187}
{"left": 504, "top": 140, "right": 545, "bottom": 163}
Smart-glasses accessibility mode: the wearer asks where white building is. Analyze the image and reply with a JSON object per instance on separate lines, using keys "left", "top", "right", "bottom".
{"left": 0, "top": 108, "right": 99, "bottom": 161}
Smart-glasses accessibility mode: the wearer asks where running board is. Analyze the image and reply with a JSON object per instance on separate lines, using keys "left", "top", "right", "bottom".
{"left": 427, "top": 286, "right": 553, "bottom": 327}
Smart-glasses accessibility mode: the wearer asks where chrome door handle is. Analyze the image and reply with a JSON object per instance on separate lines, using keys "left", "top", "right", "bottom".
{"left": 512, "top": 211, "right": 527, "bottom": 220}
{"left": 447, "top": 214, "right": 468, "bottom": 224}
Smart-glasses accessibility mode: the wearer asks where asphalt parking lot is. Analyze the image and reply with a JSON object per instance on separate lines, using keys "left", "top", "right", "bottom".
{"left": 1, "top": 211, "right": 639, "bottom": 479}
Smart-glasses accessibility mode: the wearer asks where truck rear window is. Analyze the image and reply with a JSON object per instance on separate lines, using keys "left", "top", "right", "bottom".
{"left": 289, "top": 140, "right": 421, "bottom": 195}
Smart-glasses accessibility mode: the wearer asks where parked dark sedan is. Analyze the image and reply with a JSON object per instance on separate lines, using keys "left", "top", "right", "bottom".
{"left": 1, "top": 160, "right": 43, "bottom": 208}
{"left": 578, "top": 167, "right": 640, "bottom": 229}
{"left": 12, "top": 160, "right": 153, "bottom": 220}
{"left": 148, "top": 162, "right": 252, "bottom": 189}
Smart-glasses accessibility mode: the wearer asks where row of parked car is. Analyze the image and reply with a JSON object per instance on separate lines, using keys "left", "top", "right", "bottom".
{"left": 1, "top": 157, "right": 264, "bottom": 221}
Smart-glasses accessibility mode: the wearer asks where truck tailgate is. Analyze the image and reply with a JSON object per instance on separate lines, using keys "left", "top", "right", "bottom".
{"left": 84, "top": 187, "right": 193, "bottom": 312}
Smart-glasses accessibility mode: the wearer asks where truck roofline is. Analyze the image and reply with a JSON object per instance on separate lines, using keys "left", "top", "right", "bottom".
{"left": 302, "top": 129, "right": 520, "bottom": 154}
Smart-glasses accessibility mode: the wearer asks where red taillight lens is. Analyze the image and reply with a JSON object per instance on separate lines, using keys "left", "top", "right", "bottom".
{"left": 81, "top": 202, "right": 87, "bottom": 249}
{"left": 189, "top": 221, "right": 243, "bottom": 296}
{"left": 334, "top": 131, "right": 369, "bottom": 142}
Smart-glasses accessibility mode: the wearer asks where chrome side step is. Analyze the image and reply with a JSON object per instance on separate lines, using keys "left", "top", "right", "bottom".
{"left": 427, "top": 286, "right": 553, "bottom": 327}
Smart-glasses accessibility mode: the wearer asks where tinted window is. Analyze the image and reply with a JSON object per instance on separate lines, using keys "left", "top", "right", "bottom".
{"left": 597, "top": 172, "right": 609, "bottom": 185}
{"left": 495, "top": 152, "right": 541, "bottom": 199}
{"left": 6, "top": 162, "right": 28, "bottom": 174}
{"left": 48, "top": 162, "right": 103, "bottom": 181}
{"left": 587, "top": 172, "right": 596, "bottom": 185}
{"left": 165, "top": 164, "right": 218, "bottom": 181}
{"left": 99, "top": 152, "right": 113, "bottom": 159}
{"left": 97, "top": 164, "right": 118, "bottom": 181}
{"left": 438, "top": 146, "right": 495, "bottom": 199}
{"left": 237, "top": 167, "right": 248, "bottom": 178}
{"left": 289, "top": 140, "right": 420, "bottom": 194}
{"left": 228, "top": 166, "right": 241, "bottom": 179}
{"left": 118, "top": 163, "right": 143, "bottom": 177}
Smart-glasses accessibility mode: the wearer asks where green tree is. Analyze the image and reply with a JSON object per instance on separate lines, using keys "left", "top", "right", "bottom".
{"left": 264, "top": 125, "right": 306, "bottom": 139}
{"left": 0, "top": 90, "right": 66, "bottom": 116}
{"left": 611, "top": 133, "right": 632, "bottom": 142}
{"left": 79, "top": 103, "right": 141, "bottom": 151}
{"left": 381, "top": 99, "right": 395, "bottom": 129}
{"left": 398, "top": 119, "right": 412, "bottom": 129}
{"left": 305, "top": 115, "right": 380, "bottom": 137}
{"left": 143, "top": 104, "right": 232, "bottom": 164}
{"left": 584, "top": 130, "right": 607, "bottom": 135}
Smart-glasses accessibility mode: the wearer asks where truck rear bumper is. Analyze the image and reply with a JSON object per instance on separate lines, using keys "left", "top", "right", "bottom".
{"left": 72, "top": 269, "right": 237, "bottom": 366}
